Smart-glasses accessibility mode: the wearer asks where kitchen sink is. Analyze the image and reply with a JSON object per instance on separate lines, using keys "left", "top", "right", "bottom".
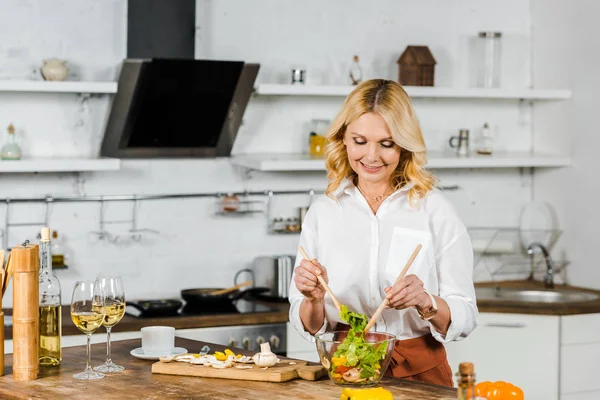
{"left": 475, "top": 287, "right": 600, "bottom": 303}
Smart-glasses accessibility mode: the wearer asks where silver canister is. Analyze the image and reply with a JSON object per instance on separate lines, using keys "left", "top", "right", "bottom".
{"left": 291, "top": 69, "right": 306, "bottom": 84}
{"left": 449, "top": 129, "right": 470, "bottom": 156}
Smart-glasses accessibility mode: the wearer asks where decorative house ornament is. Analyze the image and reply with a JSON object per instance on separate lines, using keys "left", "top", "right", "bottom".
{"left": 396, "top": 46, "right": 436, "bottom": 86}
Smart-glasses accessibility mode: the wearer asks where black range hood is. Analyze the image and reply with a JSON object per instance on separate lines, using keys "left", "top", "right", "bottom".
{"left": 101, "top": 58, "right": 259, "bottom": 158}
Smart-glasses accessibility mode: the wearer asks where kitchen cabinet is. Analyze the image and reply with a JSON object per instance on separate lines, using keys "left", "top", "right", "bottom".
{"left": 560, "top": 314, "right": 600, "bottom": 398}
{"left": 445, "top": 312, "right": 560, "bottom": 400}
{"left": 446, "top": 312, "right": 600, "bottom": 400}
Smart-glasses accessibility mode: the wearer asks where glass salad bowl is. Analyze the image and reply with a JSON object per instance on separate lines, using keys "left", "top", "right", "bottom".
{"left": 315, "top": 331, "right": 396, "bottom": 386}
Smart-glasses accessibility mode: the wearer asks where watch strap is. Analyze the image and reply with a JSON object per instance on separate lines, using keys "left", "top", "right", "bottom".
{"left": 417, "top": 289, "right": 438, "bottom": 321}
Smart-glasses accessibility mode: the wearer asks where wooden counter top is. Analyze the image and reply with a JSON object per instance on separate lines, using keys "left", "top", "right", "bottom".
{"left": 3, "top": 301, "right": 290, "bottom": 340}
{"left": 4, "top": 279, "right": 600, "bottom": 341}
{"left": 0, "top": 338, "right": 456, "bottom": 400}
{"left": 476, "top": 280, "right": 600, "bottom": 315}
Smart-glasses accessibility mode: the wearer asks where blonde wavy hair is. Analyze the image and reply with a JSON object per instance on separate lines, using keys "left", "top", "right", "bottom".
{"left": 324, "top": 79, "right": 436, "bottom": 204}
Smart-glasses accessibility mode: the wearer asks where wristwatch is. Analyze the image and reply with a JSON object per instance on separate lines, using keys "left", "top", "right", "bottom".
{"left": 416, "top": 289, "right": 438, "bottom": 321}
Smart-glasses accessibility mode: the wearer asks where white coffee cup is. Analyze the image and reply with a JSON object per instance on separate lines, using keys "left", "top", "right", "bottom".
{"left": 141, "top": 326, "right": 175, "bottom": 356}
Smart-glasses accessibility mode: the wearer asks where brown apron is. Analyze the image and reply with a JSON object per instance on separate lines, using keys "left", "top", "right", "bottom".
{"left": 386, "top": 333, "right": 454, "bottom": 387}
{"left": 336, "top": 325, "right": 454, "bottom": 388}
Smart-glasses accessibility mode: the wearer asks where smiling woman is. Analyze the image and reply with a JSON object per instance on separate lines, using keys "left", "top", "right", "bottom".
{"left": 325, "top": 79, "right": 435, "bottom": 212}
{"left": 288, "top": 79, "right": 478, "bottom": 388}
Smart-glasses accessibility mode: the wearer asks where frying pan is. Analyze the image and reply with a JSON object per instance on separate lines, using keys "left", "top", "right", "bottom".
{"left": 127, "top": 299, "right": 183, "bottom": 317}
{"left": 180, "top": 286, "right": 269, "bottom": 310}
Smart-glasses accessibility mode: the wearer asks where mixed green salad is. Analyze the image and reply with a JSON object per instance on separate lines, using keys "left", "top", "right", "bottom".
{"left": 329, "top": 305, "right": 388, "bottom": 384}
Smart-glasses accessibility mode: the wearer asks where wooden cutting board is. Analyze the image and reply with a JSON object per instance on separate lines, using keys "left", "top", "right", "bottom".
{"left": 152, "top": 359, "right": 327, "bottom": 383}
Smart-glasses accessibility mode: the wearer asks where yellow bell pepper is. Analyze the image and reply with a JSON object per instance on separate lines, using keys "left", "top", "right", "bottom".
{"left": 214, "top": 351, "right": 228, "bottom": 361}
{"left": 224, "top": 349, "right": 236, "bottom": 357}
{"left": 332, "top": 356, "right": 347, "bottom": 367}
{"left": 340, "top": 387, "right": 393, "bottom": 400}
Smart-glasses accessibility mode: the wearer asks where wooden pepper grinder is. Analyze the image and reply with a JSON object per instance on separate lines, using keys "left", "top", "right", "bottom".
{"left": 11, "top": 240, "right": 39, "bottom": 381}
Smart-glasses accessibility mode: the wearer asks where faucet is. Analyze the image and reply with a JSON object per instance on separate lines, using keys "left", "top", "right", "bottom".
{"left": 527, "top": 242, "right": 554, "bottom": 289}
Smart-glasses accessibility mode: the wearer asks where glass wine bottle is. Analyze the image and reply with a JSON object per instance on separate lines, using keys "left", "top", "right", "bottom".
{"left": 1, "top": 123, "right": 22, "bottom": 160}
{"left": 39, "top": 226, "right": 62, "bottom": 366}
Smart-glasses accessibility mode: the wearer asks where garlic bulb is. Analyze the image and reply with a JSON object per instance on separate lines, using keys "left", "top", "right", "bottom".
{"left": 252, "top": 342, "right": 279, "bottom": 367}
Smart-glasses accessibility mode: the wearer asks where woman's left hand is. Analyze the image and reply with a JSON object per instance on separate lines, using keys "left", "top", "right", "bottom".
{"left": 384, "top": 274, "right": 432, "bottom": 311}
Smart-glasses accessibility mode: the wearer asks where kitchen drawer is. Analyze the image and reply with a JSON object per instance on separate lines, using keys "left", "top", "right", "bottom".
{"left": 561, "top": 391, "right": 600, "bottom": 400}
{"left": 561, "top": 342, "right": 600, "bottom": 393}
{"left": 561, "top": 314, "right": 600, "bottom": 345}
{"left": 446, "top": 313, "right": 559, "bottom": 400}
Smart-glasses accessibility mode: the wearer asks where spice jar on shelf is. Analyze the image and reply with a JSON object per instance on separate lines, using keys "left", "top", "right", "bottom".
{"left": 271, "top": 218, "right": 286, "bottom": 233}
{"left": 308, "top": 119, "right": 330, "bottom": 157}
{"left": 221, "top": 194, "right": 240, "bottom": 213}
{"left": 285, "top": 217, "right": 301, "bottom": 233}
{"left": 475, "top": 122, "right": 494, "bottom": 155}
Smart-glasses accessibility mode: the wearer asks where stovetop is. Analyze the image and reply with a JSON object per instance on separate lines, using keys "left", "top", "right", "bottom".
{"left": 125, "top": 297, "right": 282, "bottom": 318}
{"left": 180, "top": 298, "right": 278, "bottom": 316}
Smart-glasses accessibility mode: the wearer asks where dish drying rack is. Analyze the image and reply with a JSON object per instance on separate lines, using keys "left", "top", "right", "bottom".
{"left": 468, "top": 227, "right": 569, "bottom": 280}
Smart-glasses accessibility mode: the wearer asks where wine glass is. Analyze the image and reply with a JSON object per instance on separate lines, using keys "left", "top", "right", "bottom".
{"left": 70, "top": 281, "right": 105, "bottom": 380}
{"left": 94, "top": 276, "right": 126, "bottom": 373}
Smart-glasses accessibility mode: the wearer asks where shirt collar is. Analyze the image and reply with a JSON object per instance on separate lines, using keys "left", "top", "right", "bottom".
{"left": 332, "top": 177, "right": 415, "bottom": 200}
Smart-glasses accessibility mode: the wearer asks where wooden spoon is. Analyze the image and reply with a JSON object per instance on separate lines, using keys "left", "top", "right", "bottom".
{"left": 298, "top": 246, "right": 342, "bottom": 313}
{"left": 364, "top": 244, "right": 422, "bottom": 333}
{"left": 209, "top": 280, "right": 253, "bottom": 296}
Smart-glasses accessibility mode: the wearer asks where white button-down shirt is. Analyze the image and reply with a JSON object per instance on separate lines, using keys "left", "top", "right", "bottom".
{"left": 289, "top": 179, "right": 478, "bottom": 344}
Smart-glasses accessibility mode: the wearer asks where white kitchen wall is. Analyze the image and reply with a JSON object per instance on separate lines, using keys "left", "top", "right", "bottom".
{"left": 530, "top": 0, "right": 599, "bottom": 289}
{"left": 0, "top": 0, "right": 569, "bottom": 306}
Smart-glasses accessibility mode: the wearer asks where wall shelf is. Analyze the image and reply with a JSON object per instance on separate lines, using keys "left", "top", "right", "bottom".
{"left": 254, "top": 84, "right": 571, "bottom": 100}
{"left": 0, "top": 80, "right": 117, "bottom": 94}
{"left": 231, "top": 152, "right": 571, "bottom": 171}
{"left": 0, "top": 158, "right": 121, "bottom": 173}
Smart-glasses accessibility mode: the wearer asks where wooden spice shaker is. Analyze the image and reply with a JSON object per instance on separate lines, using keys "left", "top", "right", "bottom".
{"left": 11, "top": 241, "right": 39, "bottom": 381}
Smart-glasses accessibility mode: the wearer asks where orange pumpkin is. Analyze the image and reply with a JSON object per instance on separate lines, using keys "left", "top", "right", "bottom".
{"left": 475, "top": 381, "right": 524, "bottom": 400}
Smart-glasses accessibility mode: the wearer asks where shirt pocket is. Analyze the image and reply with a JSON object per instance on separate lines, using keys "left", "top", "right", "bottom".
{"left": 384, "top": 227, "right": 434, "bottom": 287}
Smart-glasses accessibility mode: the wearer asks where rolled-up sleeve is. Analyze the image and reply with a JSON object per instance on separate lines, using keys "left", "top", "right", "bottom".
{"left": 288, "top": 206, "right": 329, "bottom": 343}
{"left": 430, "top": 229, "right": 478, "bottom": 344}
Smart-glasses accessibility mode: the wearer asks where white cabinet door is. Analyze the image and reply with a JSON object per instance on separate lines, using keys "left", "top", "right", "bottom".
{"left": 445, "top": 313, "right": 559, "bottom": 400}
{"left": 561, "top": 314, "right": 600, "bottom": 396}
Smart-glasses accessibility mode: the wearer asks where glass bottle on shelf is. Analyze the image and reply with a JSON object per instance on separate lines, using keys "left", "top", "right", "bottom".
{"left": 39, "top": 226, "right": 62, "bottom": 366}
{"left": 476, "top": 32, "right": 502, "bottom": 88}
{"left": 51, "top": 230, "right": 66, "bottom": 269}
{"left": 349, "top": 55, "right": 363, "bottom": 85}
{"left": 475, "top": 122, "right": 494, "bottom": 155}
{"left": 1, "top": 123, "right": 22, "bottom": 160}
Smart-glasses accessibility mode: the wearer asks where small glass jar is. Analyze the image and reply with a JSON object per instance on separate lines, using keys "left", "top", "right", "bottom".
{"left": 285, "top": 217, "right": 301, "bottom": 233}
{"left": 476, "top": 32, "right": 502, "bottom": 88}
{"left": 272, "top": 218, "right": 285, "bottom": 232}
{"left": 475, "top": 123, "right": 494, "bottom": 155}
{"left": 309, "top": 119, "right": 330, "bottom": 156}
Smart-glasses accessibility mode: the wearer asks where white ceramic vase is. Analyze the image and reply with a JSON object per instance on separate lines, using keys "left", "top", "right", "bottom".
{"left": 41, "top": 59, "right": 68, "bottom": 81}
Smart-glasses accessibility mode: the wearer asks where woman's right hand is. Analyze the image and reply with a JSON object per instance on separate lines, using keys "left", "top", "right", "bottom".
{"left": 294, "top": 258, "right": 329, "bottom": 301}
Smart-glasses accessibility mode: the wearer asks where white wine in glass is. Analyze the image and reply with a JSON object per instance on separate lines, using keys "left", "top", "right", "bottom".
{"left": 94, "top": 276, "right": 126, "bottom": 373}
{"left": 70, "top": 281, "right": 105, "bottom": 380}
